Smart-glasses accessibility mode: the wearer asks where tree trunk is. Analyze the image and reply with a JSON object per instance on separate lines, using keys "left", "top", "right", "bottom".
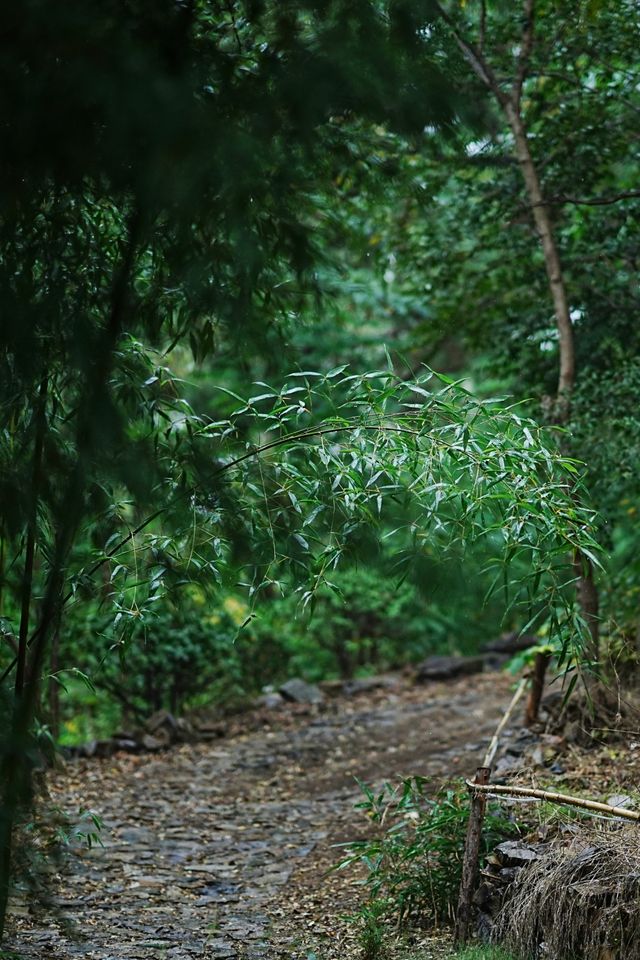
{"left": 502, "top": 100, "right": 599, "bottom": 662}
{"left": 436, "top": 3, "right": 601, "bottom": 664}
{"left": 15, "top": 376, "right": 48, "bottom": 697}
{"left": 503, "top": 103, "right": 574, "bottom": 414}
{"left": 574, "top": 552, "right": 600, "bottom": 662}
{"left": 49, "top": 629, "right": 61, "bottom": 740}
{"left": 525, "top": 650, "right": 552, "bottom": 726}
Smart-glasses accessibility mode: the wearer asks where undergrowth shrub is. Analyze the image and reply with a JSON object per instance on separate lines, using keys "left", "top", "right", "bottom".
{"left": 337, "top": 777, "right": 520, "bottom": 929}
{"left": 64, "top": 597, "right": 248, "bottom": 727}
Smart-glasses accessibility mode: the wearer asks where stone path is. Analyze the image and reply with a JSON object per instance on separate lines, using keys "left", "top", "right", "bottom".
{"left": 5, "top": 672, "right": 513, "bottom": 959}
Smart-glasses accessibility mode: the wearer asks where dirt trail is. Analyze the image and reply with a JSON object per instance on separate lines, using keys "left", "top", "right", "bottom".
{"left": 6, "top": 671, "right": 513, "bottom": 959}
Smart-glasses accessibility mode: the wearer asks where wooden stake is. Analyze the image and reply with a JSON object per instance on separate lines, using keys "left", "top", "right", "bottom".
{"left": 455, "top": 765, "right": 491, "bottom": 945}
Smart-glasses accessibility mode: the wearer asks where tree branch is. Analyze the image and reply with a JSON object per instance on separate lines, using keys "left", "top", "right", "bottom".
{"left": 433, "top": 2, "right": 507, "bottom": 104}
{"left": 548, "top": 189, "right": 640, "bottom": 207}
{"left": 513, "top": 0, "right": 535, "bottom": 106}
{"left": 478, "top": 0, "right": 487, "bottom": 56}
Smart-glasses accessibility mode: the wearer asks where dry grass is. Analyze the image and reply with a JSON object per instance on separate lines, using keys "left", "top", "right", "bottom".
{"left": 494, "top": 827, "right": 640, "bottom": 959}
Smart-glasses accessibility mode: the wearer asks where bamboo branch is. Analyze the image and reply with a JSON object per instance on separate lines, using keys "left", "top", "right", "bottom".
{"left": 465, "top": 781, "right": 640, "bottom": 822}
{"left": 0, "top": 416, "right": 426, "bottom": 686}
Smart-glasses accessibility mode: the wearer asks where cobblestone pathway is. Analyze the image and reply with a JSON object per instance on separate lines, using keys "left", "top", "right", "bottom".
{"left": 6, "top": 672, "right": 513, "bottom": 959}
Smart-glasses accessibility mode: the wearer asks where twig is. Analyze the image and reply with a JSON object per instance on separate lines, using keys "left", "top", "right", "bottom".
{"left": 546, "top": 190, "right": 640, "bottom": 207}
{"left": 483, "top": 677, "right": 528, "bottom": 768}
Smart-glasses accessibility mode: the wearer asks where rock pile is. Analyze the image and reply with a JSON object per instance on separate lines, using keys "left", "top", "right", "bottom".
{"left": 475, "top": 839, "right": 544, "bottom": 939}
{"left": 65, "top": 709, "right": 204, "bottom": 759}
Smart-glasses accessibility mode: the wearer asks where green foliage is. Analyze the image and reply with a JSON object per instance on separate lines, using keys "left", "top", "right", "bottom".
{"left": 358, "top": 899, "right": 389, "bottom": 960}
{"left": 74, "top": 599, "right": 246, "bottom": 719}
{"left": 281, "top": 0, "right": 640, "bottom": 656}
{"left": 1, "top": 0, "right": 634, "bottom": 943}
{"left": 337, "top": 777, "right": 520, "bottom": 928}
{"left": 56, "top": 368, "right": 598, "bottom": 678}
{"left": 247, "top": 566, "right": 440, "bottom": 683}
{"left": 452, "top": 948, "right": 518, "bottom": 960}
{"left": 43, "top": 362, "right": 600, "bottom": 741}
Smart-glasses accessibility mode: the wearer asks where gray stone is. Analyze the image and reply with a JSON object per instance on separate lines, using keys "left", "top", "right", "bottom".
{"left": 492, "top": 754, "right": 524, "bottom": 781}
{"left": 607, "top": 793, "right": 634, "bottom": 809}
{"left": 146, "top": 709, "right": 179, "bottom": 736}
{"left": 342, "top": 675, "right": 400, "bottom": 696}
{"left": 414, "top": 655, "right": 486, "bottom": 682}
{"left": 279, "top": 678, "right": 324, "bottom": 704}
{"left": 112, "top": 738, "right": 140, "bottom": 753}
{"left": 175, "top": 717, "right": 196, "bottom": 741}
{"left": 484, "top": 631, "right": 538, "bottom": 654}
{"left": 141, "top": 733, "right": 166, "bottom": 751}
{"left": 494, "top": 841, "right": 541, "bottom": 868}
{"left": 257, "top": 692, "right": 284, "bottom": 709}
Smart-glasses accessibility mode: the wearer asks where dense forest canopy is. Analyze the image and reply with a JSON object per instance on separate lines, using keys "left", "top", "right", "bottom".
{"left": 1, "top": 0, "right": 638, "bottom": 946}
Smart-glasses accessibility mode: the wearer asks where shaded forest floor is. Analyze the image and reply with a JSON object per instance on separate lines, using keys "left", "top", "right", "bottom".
{"left": 5, "top": 672, "right": 516, "bottom": 959}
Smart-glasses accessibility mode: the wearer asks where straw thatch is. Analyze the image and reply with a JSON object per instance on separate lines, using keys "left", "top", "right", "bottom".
{"left": 494, "top": 828, "right": 640, "bottom": 960}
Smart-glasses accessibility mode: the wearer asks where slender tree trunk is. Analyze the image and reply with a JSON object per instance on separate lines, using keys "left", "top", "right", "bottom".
{"left": 525, "top": 650, "right": 552, "bottom": 726}
{"left": 503, "top": 101, "right": 600, "bottom": 662}
{"left": 434, "top": 1, "right": 600, "bottom": 665}
{"left": 49, "top": 629, "right": 60, "bottom": 740}
{"left": 503, "top": 104, "right": 574, "bottom": 414}
{"left": 574, "top": 552, "right": 600, "bottom": 661}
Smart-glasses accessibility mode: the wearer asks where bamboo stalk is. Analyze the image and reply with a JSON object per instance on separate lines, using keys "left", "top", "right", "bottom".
{"left": 463, "top": 781, "right": 640, "bottom": 822}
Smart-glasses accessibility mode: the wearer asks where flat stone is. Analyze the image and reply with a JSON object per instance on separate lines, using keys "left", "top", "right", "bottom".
{"left": 112, "top": 738, "right": 140, "bottom": 753}
{"left": 256, "top": 692, "right": 284, "bottom": 709}
{"left": 141, "top": 733, "right": 166, "bottom": 751}
{"left": 607, "top": 793, "right": 634, "bottom": 809}
{"left": 414, "top": 655, "right": 486, "bottom": 682}
{"left": 484, "top": 631, "right": 538, "bottom": 654}
{"left": 494, "top": 841, "right": 540, "bottom": 868}
{"left": 146, "top": 710, "right": 179, "bottom": 736}
{"left": 342, "top": 675, "right": 400, "bottom": 696}
{"left": 279, "top": 678, "right": 324, "bottom": 704}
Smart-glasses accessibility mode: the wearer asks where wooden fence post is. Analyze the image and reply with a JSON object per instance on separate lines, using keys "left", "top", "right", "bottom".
{"left": 455, "top": 765, "right": 491, "bottom": 946}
